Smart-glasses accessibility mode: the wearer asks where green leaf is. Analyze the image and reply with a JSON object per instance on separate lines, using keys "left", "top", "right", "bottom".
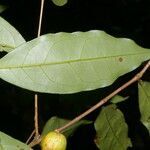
{"left": 42, "top": 116, "right": 91, "bottom": 137}
{"left": 0, "top": 131, "right": 31, "bottom": 150}
{"left": 94, "top": 104, "right": 132, "bottom": 150}
{"left": 51, "top": 0, "right": 68, "bottom": 6}
{"left": 0, "top": 30, "right": 150, "bottom": 93}
{"left": 0, "top": 16, "right": 25, "bottom": 52}
{"left": 0, "top": 5, "right": 8, "bottom": 13}
{"left": 111, "top": 95, "right": 129, "bottom": 104}
{"left": 138, "top": 81, "right": 150, "bottom": 134}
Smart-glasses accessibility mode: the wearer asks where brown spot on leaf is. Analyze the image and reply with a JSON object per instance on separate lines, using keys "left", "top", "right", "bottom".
{"left": 119, "top": 57, "right": 123, "bottom": 62}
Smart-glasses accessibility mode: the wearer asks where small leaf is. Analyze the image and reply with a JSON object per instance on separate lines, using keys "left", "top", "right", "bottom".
{"left": 111, "top": 95, "right": 129, "bottom": 103}
{"left": 138, "top": 81, "right": 150, "bottom": 134}
{"left": 94, "top": 104, "right": 132, "bottom": 150}
{"left": 0, "top": 5, "right": 8, "bottom": 13}
{"left": 0, "top": 31, "right": 150, "bottom": 93}
{"left": 0, "top": 16, "right": 25, "bottom": 52}
{"left": 0, "top": 131, "right": 31, "bottom": 149}
{"left": 42, "top": 116, "right": 91, "bottom": 137}
{"left": 51, "top": 0, "right": 68, "bottom": 6}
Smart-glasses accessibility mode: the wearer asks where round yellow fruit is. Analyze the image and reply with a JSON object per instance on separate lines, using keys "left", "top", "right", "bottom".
{"left": 41, "top": 131, "right": 67, "bottom": 150}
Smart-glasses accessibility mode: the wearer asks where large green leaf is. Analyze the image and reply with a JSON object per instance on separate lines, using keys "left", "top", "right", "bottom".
{"left": 138, "top": 81, "right": 150, "bottom": 134}
{"left": 0, "top": 30, "right": 150, "bottom": 93}
{"left": 0, "top": 16, "right": 25, "bottom": 52}
{"left": 42, "top": 116, "right": 91, "bottom": 137}
{"left": 94, "top": 104, "right": 132, "bottom": 150}
{"left": 0, "top": 131, "right": 31, "bottom": 150}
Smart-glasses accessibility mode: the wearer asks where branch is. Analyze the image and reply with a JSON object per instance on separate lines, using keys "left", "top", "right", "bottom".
{"left": 29, "top": 61, "right": 150, "bottom": 147}
{"left": 56, "top": 61, "right": 150, "bottom": 133}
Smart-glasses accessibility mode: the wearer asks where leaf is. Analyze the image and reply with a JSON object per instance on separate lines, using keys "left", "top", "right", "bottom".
{"left": 0, "top": 131, "right": 31, "bottom": 150}
{"left": 94, "top": 104, "right": 132, "bottom": 150}
{"left": 138, "top": 81, "right": 150, "bottom": 134}
{"left": 51, "top": 0, "right": 68, "bottom": 6}
{"left": 42, "top": 116, "right": 91, "bottom": 137}
{"left": 0, "top": 5, "right": 8, "bottom": 13}
{"left": 0, "top": 30, "right": 150, "bottom": 94}
{"left": 0, "top": 16, "right": 25, "bottom": 52}
{"left": 111, "top": 95, "right": 129, "bottom": 104}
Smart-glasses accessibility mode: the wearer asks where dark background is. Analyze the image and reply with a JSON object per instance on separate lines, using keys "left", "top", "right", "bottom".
{"left": 0, "top": 0, "right": 150, "bottom": 149}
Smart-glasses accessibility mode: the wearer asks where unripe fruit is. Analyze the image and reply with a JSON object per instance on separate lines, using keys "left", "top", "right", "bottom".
{"left": 41, "top": 131, "right": 67, "bottom": 150}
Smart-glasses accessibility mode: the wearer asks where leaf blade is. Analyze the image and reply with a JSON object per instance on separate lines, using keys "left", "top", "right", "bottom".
{"left": 0, "top": 30, "right": 150, "bottom": 93}
{"left": 94, "top": 104, "right": 132, "bottom": 150}
{"left": 42, "top": 116, "right": 91, "bottom": 137}
{"left": 51, "top": 0, "right": 68, "bottom": 6}
{"left": 0, "top": 17, "right": 25, "bottom": 52}
{"left": 0, "top": 131, "right": 30, "bottom": 150}
{"left": 138, "top": 81, "right": 150, "bottom": 134}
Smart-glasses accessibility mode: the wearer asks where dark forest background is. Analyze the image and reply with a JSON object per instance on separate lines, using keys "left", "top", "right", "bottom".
{"left": 0, "top": 0, "right": 150, "bottom": 149}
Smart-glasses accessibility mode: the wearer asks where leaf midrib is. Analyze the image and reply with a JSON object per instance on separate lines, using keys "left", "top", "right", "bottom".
{"left": 0, "top": 51, "right": 150, "bottom": 69}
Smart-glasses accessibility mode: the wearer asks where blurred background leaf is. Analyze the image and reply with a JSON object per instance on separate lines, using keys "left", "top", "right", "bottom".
{"left": 51, "top": 0, "right": 68, "bottom": 6}
{"left": 42, "top": 116, "right": 92, "bottom": 137}
{"left": 0, "top": 5, "right": 8, "bottom": 13}
{"left": 138, "top": 80, "right": 150, "bottom": 134}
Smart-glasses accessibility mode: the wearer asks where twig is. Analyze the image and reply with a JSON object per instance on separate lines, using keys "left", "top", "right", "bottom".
{"left": 34, "top": 94, "right": 39, "bottom": 138}
{"left": 28, "top": 0, "right": 45, "bottom": 146}
{"left": 28, "top": 60, "right": 150, "bottom": 147}
{"left": 29, "top": 136, "right": 42, "bottom": 148}
{"left": 55, "top": 61, "right": 150, "bottom": 132}
{"left": 37, "top": 0, "right": 45, "bottom": 37}
{"left": 35, "top": 0, "right": 45, "bottom": 138}
{"left": 26, "top": 130, "right": 35, "bottom": 144}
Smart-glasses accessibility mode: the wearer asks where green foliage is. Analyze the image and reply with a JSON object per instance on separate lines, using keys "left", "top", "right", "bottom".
{"left": 0, "top": 5, "right": 8, "bottom": 13}
{"left": 51, "top": 0, "right": 68, "bottom": 6}
{"left": 138, "top": 81, "right": 150, "bottom": 134}
{"left": 94, "top": 104, "right": 132, "bottom": 150}
{"left": 0, "top": 17, "right": 25, "bottom": 52}
{"left": 42, "top": 116, "right": 91, "bottom": 137}
{"left": 111, "top": 95, "right": 129, "bottom": 104}
{"left": 0, "top": 31, "right": 150, "bottom": 93}
{"left": 0, "top": 11, "right": 150, "bottom": 149}
{"left": 0, "top": 131, "right": 30, "bottom": 150}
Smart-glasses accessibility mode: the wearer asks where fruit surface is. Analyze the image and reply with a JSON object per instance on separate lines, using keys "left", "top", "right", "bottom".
{"left": 41, "top": 131, "right": 67, "bottom": 150}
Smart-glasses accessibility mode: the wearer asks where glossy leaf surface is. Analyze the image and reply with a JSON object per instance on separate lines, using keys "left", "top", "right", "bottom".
{"left": 0, "top": 131, "right": 30, "bottom": 150}
{"left": 94, "top": 104, "right": 132, "bottom": 150}
{"left": 42, "top": 116, "right": 91, "bottom": 137}
{"left": 0, "top": 30, "right": 150, "bottom": 93}
{"left": 0, "top": 17, "right": 25, "bottom": 52}
{"left": 138, "top": 81, "right": 150, "bottom": 134}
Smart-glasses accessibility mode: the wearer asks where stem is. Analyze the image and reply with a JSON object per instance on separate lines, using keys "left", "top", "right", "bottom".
{"left": 37, "top": 0, "right": 45, "bottom": 37}
{"left": 28, "top": 0, "right": 45, "bottom": 146}
{"left": 34, "top": 0, "right": 45, "bottom": 138}
{"left": 34, "top": 94, "right": 39, "bottom": 138}
{"left": 26, "top": 130, "right": 35, "bottom": 144}
{"left": 29, "top": 61, "right": 150, "bottom": 147}
{"left": 56, "top": 61, "right": 150, "bottom": 132}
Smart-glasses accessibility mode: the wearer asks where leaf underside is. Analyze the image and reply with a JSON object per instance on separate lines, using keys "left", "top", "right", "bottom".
{"left": 0, "top": 131, "right": 30, "bottom": 150}
{"left": 0, "top": 30, "right": 150, "bottom": 93}
{"left": 0, "top": 16, "right": 25, "bottom": 52}
{"left": 94, "top": 104, "right": 132, "bottom": 150}
{"left": 138, "top": 81, "right": 150, "bottom": 134}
